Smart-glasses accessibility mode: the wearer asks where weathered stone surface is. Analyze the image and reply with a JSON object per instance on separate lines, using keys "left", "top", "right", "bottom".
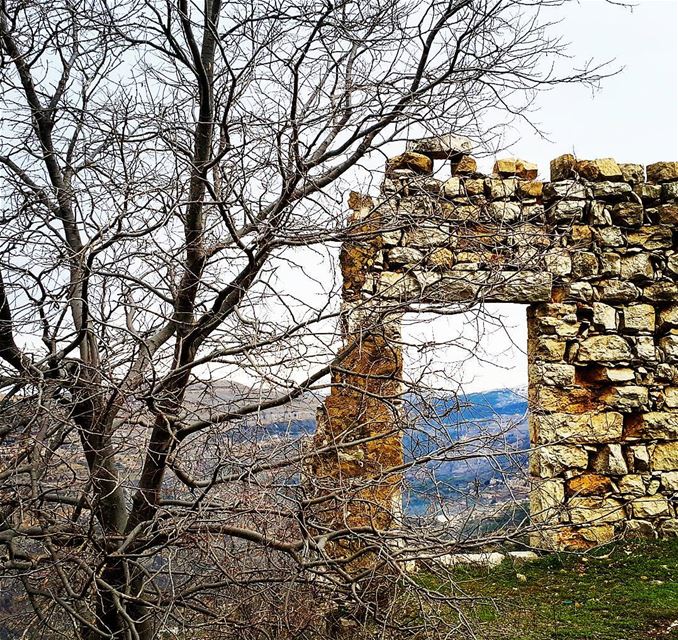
{"left": 589, "top": 181, "right": 632, "bottom": 198}
{"left": 450, "top": 154, "right": 477, "bottom": 175}
{"left": 487, "top": 178, "right": 517, "bottom": 199}
{"left": 626, "top": 226, "right": 673, "bottom": 250}
{"left": 651, "top": 442, "right": 678, "bottom": 471}
{"left": 657, "top": 204, "right": 678, "bottom": 224}
{"left": 662, "top": 181, "right": 678, "bottom": 201}
{"left": 594, "top": 226, "right": 625, "bottom": 247}
{"left": 571, "top": 252, "right": 599, "bottom": 278}
{"left": 591, "top": 444, "right": 627, "bottom": 475}
{"left": 661, "top": 470, "right": 678, "bottom": 491}
{"left": 611, "top": 202, "right": 644, "bottom": 227}
{"left": 532, "top": 338, "right": 567, "bottom": 362}
{"left": 617, "top": 474, "right": 646, "bottom": 496}
{"left": 531, "top": 363, "right": 575, "bottom": 387}
{"left": 646, "top": 161, "right": 678, "bottom": 183}
{"left": 488, "top": 201, "right": 521, "bottom": 222}
{"left": 575, "top": 158, "right": 622, "bottom": 182}
{"left": 426, "top": 248, "right": 455, "bottom": 269}
{"left": 407, "top": 133, "right": 472, "bottom": 159}
{"left": 533, "top": 411, "right": 623, "bottom": 444}
{"left": 659, "top": 519, "right": 678, "bottom": 537}
{"left": 622, "top": 304, "right": 655, "bottom": 333}
{"left": 377, "top": 271, "right": 420, "bottom": 299}
{"left": 543, "top": 180, "right": 588, "bottom": 200}
{"left": 577, "top": 365, "right": 635, "bottom": 384}
{"left": 518, "top": 180, "right": 543, "bottom": 198}
{"left": 386, "top": 152, "right": 433, "bottom": 175}
{"left": 531, "top": 444, "right": 588, "bottom": 477}
{"left": 665, "top": 387, "right": 678, "bottom": 409}
{"left": 599, "top": 252, "right": 621, "bottom": 277}
{"left": 462, "top": 178, "right": 485, "bottom": 196}
{"left": 596, "top": 280, "right": 640, "bottom": 304}
{"left": 576, "top": 335, "right": 632, "bottom": 363}
{"left": 592, "top": 302, "right": 617, "bottom": 331}
{"left": 620, "top": 163, "right": 644, "bottom": 184}
{"left": 403, "top": 226, "right": 450, "bottom": 247}
{"left": 625, "top": 519, "right": 656, "bottom": 538}
{"left": 630, "top": 496, "right": 671, "bottom": 518}
{"left": 493, "top": 158, "right": 518, "bottom": 176}
{"left": 568, "top": 497, "right": 625, "bottom": 524}
{"left": 589, "top": 201, "right": 612, "bottom": 226}
{"left": 549, "top": 200, "right": 586, "bottom": 223}
{"left": 643, "top": 282, "right": 678, "bottom": 303}
{"left": 600, "top": 386, "right": 649, "bottom": 412}
{"left": 550, "top": 154, "right": 576, "bottom": 181}
{"left": 660, "top": 335, "right": 678, "bottom": 361}
{"left": 566, "top": 474, "right": 613, "bottom": 497}
{"left": 626, "top": 412, "right": 678, "bottom": 440}
{"left": 442, "top": 176, "right": 463, "bottom": 198}
{"left": 516, "top": 159, "right": 538, "bottom": 180}
{"left": 659, "top": 305, "right": 678, "bottom": 333}
{"left": 635, "top": 183, "right": 662, "bottom": 202}
{"left": 530, "top": 478, "right": 565, "bottom": 524}
{"left": 544, "top": 250, "right": 572, "bottom": 277}
{"left": 387, "top": 247, "right": 424, "bottom": 267}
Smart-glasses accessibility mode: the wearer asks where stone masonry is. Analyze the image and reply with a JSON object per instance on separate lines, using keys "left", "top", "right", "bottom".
{"left": 313, "top": 134, "right": 678, "bottom": 551}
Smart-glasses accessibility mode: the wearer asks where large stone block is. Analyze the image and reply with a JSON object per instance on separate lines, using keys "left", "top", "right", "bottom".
{"left": 651, "top": 442, "right": 678, "bottom": 471}
{"left": 600, "top": 386, "right": 649, "bottom": 412}
{"left": 386, "top": 152, "right": 434, "bottom": 175}
{"left": 531, "top": 338, "right": 567, "bottom": 362}
{"left": 530, "top": 478, "right": 565, "bottom": 523}
{"left": 566, "top": 474, "right": 614, "bottom": 497}
{"left": 543, "top": 180, "right": 588, "bottom": 200}
{"left": 575, "top": 335, "right": 632, "bottom": 363}
{"left": 647, "top": 161, "right": 678, "bottom": 183}
{"left": 625, "top": 412, "right": 678, "bottom": 440}
{"left": 622, "top": 304, "right": 655, "bottom": 333}
{"left": 620, "top": 254, "right": 654, "bottom": 281}
{"left": 626, "top": 226, "right": 673, "bottom": 250}
{"left": 592, "top": 302, "right": 617, "bottom": 331}
{"left": 591, "top": 443, "right": 627, "bottom": 475}
{"left": 611, "top": 202, "right": 644, "bottom": 227}
{"left": 550, "top": 154, "right": 576, "bottom": 181}
{"left": 630, "top": 496, "right": 671, "bottom": 519}
{"left": 658, "top": 305, "right": 678, "bottom": 331}
{"left": 530, "top": 444, "right": 588, "bottom": 477}
{"left": 533, "top": 411, "right": 624, "bottom": 444}
{"left": 620, "top": 163, "right": 644, "bottom": 184}
{"left": 660, "top": 334, "right": 678, "bottom": 361}
{"left": 575, "top": 158, "right": 622, "bottom": 182}
{"left": 590, "top": 181, "right": 633, "bottom": 198}
{"left": 661, "top": 471, "right": 678, "bottom": 491}
{"left": 596, "top": 280, "right": 640, "bottom": 304}
{"left": 406, "top": 133, "right": 472, "bottom": 159}
{"left": 568, "top": 497, "right": 625, "bottom": 524}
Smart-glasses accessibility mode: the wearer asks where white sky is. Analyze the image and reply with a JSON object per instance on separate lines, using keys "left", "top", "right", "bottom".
{"left": 404, "top": 0, "right": 678, "bottom": 392}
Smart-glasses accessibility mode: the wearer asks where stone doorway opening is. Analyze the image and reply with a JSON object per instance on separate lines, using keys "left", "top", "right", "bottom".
{"left": 400, "top": 304, "right": 530, "bottom": 535}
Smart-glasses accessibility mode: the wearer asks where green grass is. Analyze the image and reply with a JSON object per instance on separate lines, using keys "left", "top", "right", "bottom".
{"left": 419, "top": 537, "right": 678, "bottom": 640}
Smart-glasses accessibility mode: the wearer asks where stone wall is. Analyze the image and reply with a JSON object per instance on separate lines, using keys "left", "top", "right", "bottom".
{"left": 314, "top": 135, "right": 678, "bottom": 550}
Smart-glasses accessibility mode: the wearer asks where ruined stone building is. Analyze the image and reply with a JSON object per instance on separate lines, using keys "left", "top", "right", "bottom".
{"left": 313, "top": 135, "right": 678, "bottom": 550}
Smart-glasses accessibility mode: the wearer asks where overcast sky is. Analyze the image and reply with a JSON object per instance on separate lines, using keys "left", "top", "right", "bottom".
{"left": 403, "top": 0, "right": 678, "bottom": 393}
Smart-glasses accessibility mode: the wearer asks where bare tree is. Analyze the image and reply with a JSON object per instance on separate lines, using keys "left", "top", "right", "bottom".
{"left": 0, "top": 0, "right": 611, "bottom": 638}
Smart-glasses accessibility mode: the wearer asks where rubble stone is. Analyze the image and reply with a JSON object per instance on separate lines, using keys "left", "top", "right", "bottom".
{"left": 407, "top": 133, "right": 472, "bottom": 159}
{"left": 575, "top": 158, "right": 623, "bottom": 182}
{"left": 646, "top": 161, "right": 678, "bottom": 183}
{"left": 386, "top": 152, "right": 433, "bottom": 175}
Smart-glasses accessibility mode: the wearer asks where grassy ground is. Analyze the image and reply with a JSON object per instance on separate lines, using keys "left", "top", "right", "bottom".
{"left": 419, "top": 537, "right": 678, "bottom": 640}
